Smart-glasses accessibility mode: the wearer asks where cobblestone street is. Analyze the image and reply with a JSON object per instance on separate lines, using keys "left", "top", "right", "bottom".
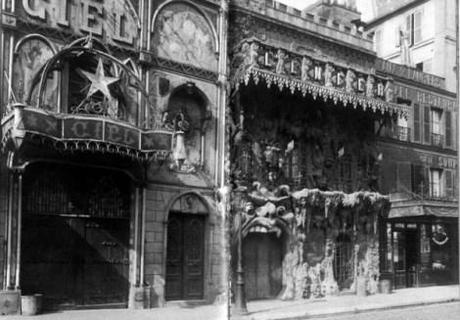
{"left": 322, "top": 301, "right": 460, "bottom": 320}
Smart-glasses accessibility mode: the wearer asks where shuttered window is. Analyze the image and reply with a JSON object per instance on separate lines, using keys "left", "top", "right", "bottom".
{"left": 444, "top": 169, "right": 453, "bottom": 198}
{"left": 413, "top": 103, "right": 420, "bottom": 142}
{"left": 423, "top": 106, "right": 430, "bottom": 144}
{"left": 445, "top": 110, "right": 452, "bottom": 148}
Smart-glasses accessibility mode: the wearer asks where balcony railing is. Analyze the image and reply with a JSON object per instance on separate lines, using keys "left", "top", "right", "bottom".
{"left": 431, "top": 133, "right": 444, "bottom": 147}
{"left": 394, "top": 126, "right": 411, "bottom": 142}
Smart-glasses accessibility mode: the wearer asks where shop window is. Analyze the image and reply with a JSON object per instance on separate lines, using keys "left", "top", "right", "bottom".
{"left": 429, "top": 168, "right": 443, "bottom": 198}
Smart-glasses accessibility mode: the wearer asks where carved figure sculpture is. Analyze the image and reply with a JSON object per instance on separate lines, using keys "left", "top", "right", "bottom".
{"left": 275, "top": 49, "right": 286, "bottom": 74}
{"left": 248, "top": 42, "right": 259, "bottom": 67}
{"left": 345, "top": 69, "right": 356, "bottom": 93}
{"left": 301, "top": 56, "right": 312, "bottom": 82}
{"left": 324, "top": 63, "right": 334, "bottom": 87}
{"left": 366, "top": 75, "right": 375, "bottom": 98}
{"left": 384, "top": 80, "right": 394, "bottom": 102}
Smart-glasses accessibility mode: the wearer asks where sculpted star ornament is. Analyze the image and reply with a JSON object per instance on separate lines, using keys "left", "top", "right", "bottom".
{"left": 79, "top": 58, "right": 119, "bottom": 102}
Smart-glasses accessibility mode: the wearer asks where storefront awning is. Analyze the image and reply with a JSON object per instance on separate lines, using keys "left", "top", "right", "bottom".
{"left": 1, "top": 104, "right": 174, "bottom": 161}
{"left": 389, "top": 205, "right": 458, "bottom": 219}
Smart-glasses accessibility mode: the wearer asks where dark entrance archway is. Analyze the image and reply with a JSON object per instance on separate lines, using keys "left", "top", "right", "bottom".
{"left": 165, "top": 194, "right": 208, "bottom": 301}
{"left": 243, "top": 233, "right": 283, "bottom": 300}
{"left": 20, "top": 163, "right": 131, "bottom": 309}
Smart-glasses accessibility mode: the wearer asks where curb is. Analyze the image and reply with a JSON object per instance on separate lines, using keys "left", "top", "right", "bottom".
{"left": 265, "top": 298, "right": 460, "bottom": 320}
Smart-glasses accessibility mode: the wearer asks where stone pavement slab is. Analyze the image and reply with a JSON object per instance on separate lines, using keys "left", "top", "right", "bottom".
{"left": 2, "top": 304, "right": 228, "bottom": 320}
{"left": 231, "top": 285, "right": 460, "bottom": 320}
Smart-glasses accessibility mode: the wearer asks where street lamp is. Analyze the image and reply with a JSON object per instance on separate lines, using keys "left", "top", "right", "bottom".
{"left": 233, "top": 184, "right": 248, "bottom": 314}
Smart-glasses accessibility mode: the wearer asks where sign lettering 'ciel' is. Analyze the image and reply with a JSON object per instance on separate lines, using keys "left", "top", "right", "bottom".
{"left": 22, "top": 0, "right": 137, "bottom": 45}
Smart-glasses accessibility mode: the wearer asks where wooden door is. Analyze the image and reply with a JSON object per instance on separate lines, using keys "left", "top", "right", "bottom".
{"left": 165, "top": 213, "right": 205, "bottom": 300}
{"left": 243, "top": 233, "right": 283, "bottom": 300}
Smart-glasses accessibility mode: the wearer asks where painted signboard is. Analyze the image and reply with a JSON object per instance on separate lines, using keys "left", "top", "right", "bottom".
{"left": 6, "top": 107, "right": 172, "bottom": 152}
{"left": 18, "top": 0, "right": 139, "bottom": 46}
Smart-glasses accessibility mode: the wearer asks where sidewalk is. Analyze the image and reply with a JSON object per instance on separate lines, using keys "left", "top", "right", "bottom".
{"left": 2, "top": 303, "right": 228, "bottom": 320}
{"left": 231, "top": 285, "right": 460, "bottom": 320}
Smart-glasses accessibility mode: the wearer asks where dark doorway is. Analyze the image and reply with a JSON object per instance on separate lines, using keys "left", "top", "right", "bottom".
{"left": 165, "top": 212, "right": 205, "bottom": 300}
{"left": 334, "top": 233, "right": 354, "bottom": 290}
{"left": 21, "top": 165, "right": 131, "bottom": 309}
{"left": 243, "top": 233, "right": 283, "bottom": 300}
{"left": 405, "top": 229, "right": 418, "bottom": 287}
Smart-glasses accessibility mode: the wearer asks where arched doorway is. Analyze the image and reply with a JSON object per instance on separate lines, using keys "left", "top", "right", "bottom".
{"left": 243, "top": 232, "right": 283, "bottom": 300}
{"left": 165, "top": 194, "right": 208, "bottom": 300}
{"left": 20, "top": 163, "right": 131, "bottom": 308}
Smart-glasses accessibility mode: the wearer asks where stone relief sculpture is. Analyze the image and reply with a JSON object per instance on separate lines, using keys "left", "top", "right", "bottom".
{"left": 153, "top": 3, "right": 217, "bottom": 71}
{"left": 324, "top": 63, "right": 334, "bottom": 87}
{"left": 345, "top": 69, "right": 356, "bottom": 93}
{"left": 275, "top": 49, "right": 286, "bottom": 74}
{"left": 384, "top": 80, "right": 394, "bottom": 102}
{"left": 12, "top": 38, "right": 58, "bottom": 108}
{"left": 301, "top": 56, "right": 312, "bottom": 82}
{"left": 366, "top": 75, "right": 375, "bottom": 98}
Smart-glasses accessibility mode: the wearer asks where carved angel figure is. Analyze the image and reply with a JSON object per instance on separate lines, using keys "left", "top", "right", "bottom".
{"left": 301, "top": 56, "right": 312, "bottom": 82}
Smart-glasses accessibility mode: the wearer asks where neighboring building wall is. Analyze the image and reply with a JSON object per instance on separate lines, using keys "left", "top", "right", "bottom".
{"left": 368, "top": 0, "right": 457, "bottom": 92}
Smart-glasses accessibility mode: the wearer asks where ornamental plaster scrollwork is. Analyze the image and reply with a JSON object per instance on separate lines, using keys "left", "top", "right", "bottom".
{"left": 231, "top": 40, "right": 409, "bottom": 118}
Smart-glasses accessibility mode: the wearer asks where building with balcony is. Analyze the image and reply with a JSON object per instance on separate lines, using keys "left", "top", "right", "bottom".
{"left": 366, "top": 0, "right": 457, "bottom": 92}
{"left": 227, "top": 0, "right": 458, "bottom": 310}
{"left": 0, "top": 0, "right": 227, "bottom": 312}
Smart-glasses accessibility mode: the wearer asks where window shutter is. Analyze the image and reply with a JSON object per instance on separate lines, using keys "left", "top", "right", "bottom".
{"left": 413, "top": 103, "right": 420, "bottom": 142}
{"left": 444, "top": 169, "right": 453, "bottom": 198}
{"left": 423, "top": 106, "right": 430, "bottom": 144}
{"left": 406, "top": 14, "right": 413, "bottom": 45}
{"left": 411, "top": 164, "right": 424, "bottom": 195}
{"left": 445, "top": 110, "right": 452, "bottom": 148}
{"left": 413, "top": 10, "right": 422, "bottom": 43}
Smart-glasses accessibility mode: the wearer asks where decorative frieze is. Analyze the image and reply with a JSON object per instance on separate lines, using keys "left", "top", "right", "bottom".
{"left": 231, "top": 39, "right": 408, "bottom": 118}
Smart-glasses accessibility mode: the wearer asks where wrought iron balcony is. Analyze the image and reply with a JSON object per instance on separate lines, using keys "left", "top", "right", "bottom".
{"left": 393, "top": 126, "right": 411, "bottom": 142}
{"left": 431, "top": 133, "right": 444, "bottom": 147}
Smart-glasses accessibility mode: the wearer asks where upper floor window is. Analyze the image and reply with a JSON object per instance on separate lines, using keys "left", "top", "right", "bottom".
{"left": 429, "top": 168, "right": 442, "bottom": 198}
{"left": 430, "top": 108, "right": 443, "bottom": 146}
{"left": 406, "top": 10, "right": 423, "bottom": 46}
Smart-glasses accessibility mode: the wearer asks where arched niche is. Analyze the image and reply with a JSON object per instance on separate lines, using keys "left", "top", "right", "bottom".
{"left": 151, "top": 1, "right": 218, "bottom": 72}
{"left": 165, "top": 83, "right": 210, "bottom": 172}
{"left": 12, "top": 34, "right": 58, "bottom": 109}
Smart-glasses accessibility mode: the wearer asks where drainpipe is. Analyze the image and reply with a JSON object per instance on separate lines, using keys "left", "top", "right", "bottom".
{"left": 5, "top": 173, "right": 13, "bottom": 289}
{"left": 456, "top": 0, "right": 459, "bottom": 299}
{"left": 140, "top": 187, "right": 146, "bottom": 285}
{"left": 14, "top": 172, "right": 22, "bottom": 289}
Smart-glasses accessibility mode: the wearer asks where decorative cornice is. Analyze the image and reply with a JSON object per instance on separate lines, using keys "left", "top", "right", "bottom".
{"left": 151, "top": 56, "right": 219, "bottom": 83}
{"left": 235, "top": 67, "right": 409, "bottom": 118}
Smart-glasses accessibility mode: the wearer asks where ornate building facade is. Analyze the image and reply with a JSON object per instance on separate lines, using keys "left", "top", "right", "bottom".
{"left": 0, "top": 0, "right": 227, "bottom": 311}
{"left": 0, "top": 0, "right": 457, "bottom": 315}
{"left": 227, "top": 0, "right": 458, "bottom": 308}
